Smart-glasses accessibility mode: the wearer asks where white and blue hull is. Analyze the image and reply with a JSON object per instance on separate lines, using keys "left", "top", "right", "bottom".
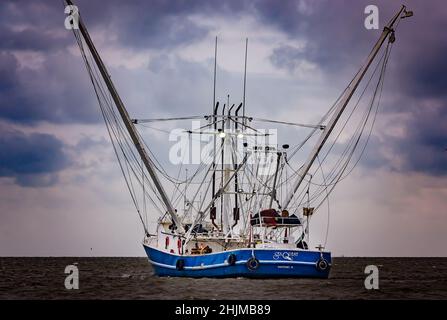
{"left": 144, "top": 244, "right": 331, "bottom": 278}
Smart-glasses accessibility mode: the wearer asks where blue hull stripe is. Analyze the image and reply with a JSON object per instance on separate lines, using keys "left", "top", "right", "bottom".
{"left": 148, "top": 258, "right": 321, "bottom": 270}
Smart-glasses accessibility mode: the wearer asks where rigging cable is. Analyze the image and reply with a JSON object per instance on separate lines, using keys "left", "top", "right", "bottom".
{"left": 73, "top": 29, "right": 151, "bottom": 232}
{"left": 311, "top": 40, "right": 393, "bottom": 211}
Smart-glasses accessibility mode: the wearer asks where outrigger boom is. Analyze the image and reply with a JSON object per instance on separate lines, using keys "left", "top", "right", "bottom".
{"left": 64, "top": 0, "right": 184, "bottom": 234}
{"left": 283, "top": 5, "right": 410, "bottom": 210}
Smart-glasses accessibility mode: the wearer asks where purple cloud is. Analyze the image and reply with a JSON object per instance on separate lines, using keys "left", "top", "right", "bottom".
{"left": 0, "top": 129, "right": 70, "bottom": 187}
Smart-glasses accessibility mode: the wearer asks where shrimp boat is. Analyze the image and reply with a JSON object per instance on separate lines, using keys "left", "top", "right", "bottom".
{"left": 66, "top": 1, "right": 412, "bottom": 278}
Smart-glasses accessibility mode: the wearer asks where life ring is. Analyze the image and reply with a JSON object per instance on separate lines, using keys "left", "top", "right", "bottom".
{"left": 227, "top": 254, "right": 237, "bottom": 266}
{"left": 246, "top": 257, "right": 260, "bottom": 271}
{"left": 176, "top": 259, "right": 185, "bottom": 271}
{"left": 316, "top": 258, "right": 329, "bottom": 272}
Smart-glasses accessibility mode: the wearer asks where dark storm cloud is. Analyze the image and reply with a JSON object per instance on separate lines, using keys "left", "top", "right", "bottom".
{"left": 0, "top": 129, "right": 70, "bottom": 187}
{"left": 0, "top": 1, "right": 64, "bottom": 29}
{"left": 0, "top": 0, "right": 247, "bottom": 125}
{"left": 363, "top": 106, "right": 447, "bottom": 176}
{"left": 71, "top": 0, "right": 248, "bottom": 49}
{"left": 378, "top": 1, "right": 447, "bottom": 175}
{"left": 0, "top": 26, "right": 71, "bottom": 51}
{"left": 0, "top": 0, "right": 445, "bottom": 179}
{"left": 0, "top": 1, "right": 73, "bottom": 51}
{"left": 263, "top": 0, "right": 444, "bottom": 79}
{"left": 392, "top": 101, "right": 447, "bottom": 175}
{"left": 106, "top": 7, "right": 208, "bottom": 50}
{"left": 263, "top": 0, "right": 383, "bottom": 72}
{"left": 0, "top": 52, "right": 18, "bottom": 90}
{"left": 0, "top": 0, "right": 247, "bottom": 52}
{"left": 0, "top": 1, "right": 99, "bottom": 123}
{"left": 261, "top": 0, "right": 447, "bottom": 176}
{"left": 0, "top": 51, "right": 101, "bottom": 124}
{"left": 397, "top": 39, "right": 447, "bottom": 100}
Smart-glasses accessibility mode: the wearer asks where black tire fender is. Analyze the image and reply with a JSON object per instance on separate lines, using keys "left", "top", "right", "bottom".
{"left": 246, "top": 257, "right": 260, "bottom": 271}
{"left": 176, "top": 259, "right": 185, "bottom": 271}
{"left": 316, "top": 258, "right": 329, "bottom": 272}
{"left": 227, "top": 253, "right": 237, "bottom": 266}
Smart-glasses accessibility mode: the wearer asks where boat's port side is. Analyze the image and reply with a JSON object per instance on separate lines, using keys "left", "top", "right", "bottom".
{"left": 143, "top": 243, "right": 331, "bottom": 278}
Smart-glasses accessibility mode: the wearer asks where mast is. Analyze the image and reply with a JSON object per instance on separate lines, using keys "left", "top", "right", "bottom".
{"left": 210, "top": 104, "right": 219, "bottom": 231}
{"left": 283, "top": 5, "right": 407, "bottom": 210}
{"left": 213, "top": 37, "right": 218, "bottom": 118}
{"left": 222, "top": 101, "right": 234, "bottom": 235}
{"left": 242, "top": 38, "right": 248, "bottom": 128}
{"left": 211, "top": 37, "right": 218, "bottom": 225}
{"left": 269, "top": 152, "right": 282, "bottom": 208}
{"left": 233, "top": 103, "right": 243, "bottom": 228}
{"left": 66, "top": 0, "right": 184, "bottom": 233}
{"left": 220, "top": 103, "right": 226, "bottom": 230}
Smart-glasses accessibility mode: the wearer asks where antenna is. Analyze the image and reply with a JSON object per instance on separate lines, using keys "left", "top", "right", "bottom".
{"left": 243, "top": 38, "right": 248, "bottom": 126}
{"left": 213, "top": 36, "right": 218, "bottom": 115}
{"left": 228, "top": 104, "right": 235, "bottom": 116}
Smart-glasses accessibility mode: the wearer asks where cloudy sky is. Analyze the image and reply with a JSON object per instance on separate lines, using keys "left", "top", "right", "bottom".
{"left": 0, "top": 0, "right": 446, "bottom": 256}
